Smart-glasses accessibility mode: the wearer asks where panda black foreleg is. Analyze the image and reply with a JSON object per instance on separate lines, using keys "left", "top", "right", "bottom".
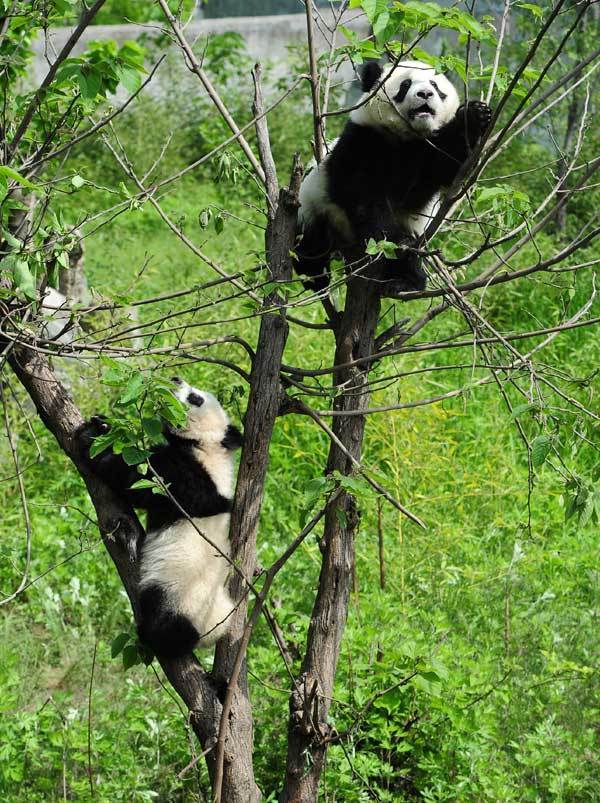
{"left": 348, "top": 208, "right": 426, "bottom": 294}
{"left": 77, "top": 417, "right": 137, "bottom": 488}
{"left": 351, "top": 213, "right": 428, "bottom": 295}
{"left": 77, "top": 416, "right": 156, "bottom": 510}
{"left": 295, "top": 215, "right": 334, "bottom": 291}
{"left": 434, "top": 100, "right": 493, "bottom": 183}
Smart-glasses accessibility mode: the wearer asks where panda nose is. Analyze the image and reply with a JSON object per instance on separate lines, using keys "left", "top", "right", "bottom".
{"left": 417, "top": 89, "right": 434, "bottom": 100}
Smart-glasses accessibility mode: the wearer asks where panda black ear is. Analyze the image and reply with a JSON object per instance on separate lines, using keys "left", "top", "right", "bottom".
{"left": 360, "top": 61, "right": 383, "bottom": 92}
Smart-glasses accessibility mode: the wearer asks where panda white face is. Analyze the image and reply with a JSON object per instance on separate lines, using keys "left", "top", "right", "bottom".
{"left": 171, "top": 377, "right": 230, "bottom": 442}
{"left": 351, "top": 61, "right": 460, "bottom": 140}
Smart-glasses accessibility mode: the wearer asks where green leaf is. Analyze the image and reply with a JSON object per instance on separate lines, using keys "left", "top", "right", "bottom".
{"left": 77, "top": 66, "right": 102, "bottom": 99}
{"left": 413, "top": 673, "right": 442, "bottom": 696}
{"left": 117, "top": 63, "right": 142, "bottom": 94}
{"left": 71, "top": 174, "right": 85, "bottom": 189}
{"left": 130, "top": 478, "right": 156, "bottom": 490}
{"left": 10, "top": 256, "right": 36, "bottom": 300}
{"left": 198, "top": 208, "right": 212, "bottom": 229}
{"left": 511, "top": 402, "right": 539, "bottom": 419}
{"left": 122, "top": 446, "right": 150, "bottom": 466}
{"left": 111, "top": 632, "right": 130, "bottom": 659}
{"left": 531, "top": 435, "right": 552, "bottom": 468}
{"left": 0, "top": 166, "right": 38, "bottom": 192}
{"left": 373, "top": 9, "right": 390, "bottom": 38}
{"left": 214, "top": 212, "right": 224, "bottom": 235}
{"left": 516, "top": 2, "right": 543, "bottom": 18}
{"left": 418, "top": 670, "right": 441, "bottom": 682}
{"left": 303, "top": 476, "right": 329, "bottom": 504}
{"left": 119, "top": 373, "right": 145, "bottom": 404}
{"left": 142, "top": 416, "right": 163, "bottom": 440}
{"left": 89, "top": 432, "right": 115, "bottom": 459}
{"left": 365, "top": 237, "right": 397, "bottom": 259}
{"left": 122, "top": 644, "right": 141, "bottom": 671}
{"left": 1, "top": 228, "right": 22, "bottom": 250}
{"left": 579, "top": 492, "right": 594, "bottom": 527}
{"left": 336, "top": 473, "right": 367, "bottom": 493}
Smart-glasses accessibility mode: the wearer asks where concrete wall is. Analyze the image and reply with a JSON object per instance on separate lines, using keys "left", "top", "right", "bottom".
{"left": 30, "top": 11, "right": 368, "bottom": 91}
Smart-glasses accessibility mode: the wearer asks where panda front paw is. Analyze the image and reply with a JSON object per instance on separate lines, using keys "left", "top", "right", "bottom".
{"left": 76, "top": 415, "right": 110, "bottom": 456}
{"left": 461, "top": 100, "right": 493, "bottom": 135}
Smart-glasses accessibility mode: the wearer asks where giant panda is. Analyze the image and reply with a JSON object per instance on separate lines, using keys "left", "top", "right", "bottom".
{"left": 78, "top": 377, "right": 243, "bottom": 659}
{"left": 296, "top": 60, "right": 493, "bottom": 294}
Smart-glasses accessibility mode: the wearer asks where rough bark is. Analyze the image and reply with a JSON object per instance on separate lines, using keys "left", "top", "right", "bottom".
{"left": 281, "top": 275, "right": 381, "bottom": 802}
{"left": 209, "top": 159, "right": 302, "bottom": 803}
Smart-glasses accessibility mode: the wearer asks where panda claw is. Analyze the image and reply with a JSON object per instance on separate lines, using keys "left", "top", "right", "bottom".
{"left": 90, "top": 414, "right": 110, "bottom": 433}
{"left": 465, "top": 100, "right": 493, "bottom": 132}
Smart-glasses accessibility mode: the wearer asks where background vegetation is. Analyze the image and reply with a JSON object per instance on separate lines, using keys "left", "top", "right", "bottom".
{"left": 0, "top": 0, "right": 598, "bottom": 800}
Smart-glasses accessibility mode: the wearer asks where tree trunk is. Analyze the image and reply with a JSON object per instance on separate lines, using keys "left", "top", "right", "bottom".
{"left": 210, "top": 162, "right": 302, "bottom": 803}
{"left": 282, "top": 275, "right": 381, "bottom": 801}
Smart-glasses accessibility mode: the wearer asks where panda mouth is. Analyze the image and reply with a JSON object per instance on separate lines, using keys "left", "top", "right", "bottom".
{"left": 410, "top": 104, "right": 435, "bottom": 119}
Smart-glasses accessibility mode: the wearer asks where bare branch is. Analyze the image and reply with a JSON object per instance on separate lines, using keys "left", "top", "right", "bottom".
{"left": 251, "top": 63, "right": 278, "bottom": 214}
{"left": 156, "top": 0, "right": 266, "bottom": 185}
{"left": 305, "top": 0, "right": 325, "bottom": 162}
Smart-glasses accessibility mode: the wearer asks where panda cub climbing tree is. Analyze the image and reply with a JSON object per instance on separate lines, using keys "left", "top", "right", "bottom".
{"left": 296, "top": 59, "right": 493, "bottom": 294}
{"left": 78, "top": 378, "right": 243, "bottom": 659}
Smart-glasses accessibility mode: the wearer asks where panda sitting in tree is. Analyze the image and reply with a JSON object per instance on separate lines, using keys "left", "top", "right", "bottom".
{"left": 296, "top": 59, "right": 493, "bottom": 295}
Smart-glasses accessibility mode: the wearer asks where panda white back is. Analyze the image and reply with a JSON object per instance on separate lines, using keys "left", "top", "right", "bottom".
{"left": 139, "top": 512, "right": 234, "bottom": 648}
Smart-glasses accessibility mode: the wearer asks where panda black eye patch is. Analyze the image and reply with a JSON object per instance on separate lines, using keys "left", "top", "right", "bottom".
{"left": 430, "top": 80, "right": 447, "bottom": 100}
{"left": 394, "top": 78, "right": 412, "bottom": 103}
{"left": 187, "top": 392, "right": 204, "bottom": 407}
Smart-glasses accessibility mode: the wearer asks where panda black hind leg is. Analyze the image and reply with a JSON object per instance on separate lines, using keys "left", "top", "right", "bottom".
{"left": 377, "top": 248, "right": 427, "bottom": 296}
{"left": 295, "top": 215, "right": 334, "bottom": 291}
{"left": 138, "top": 584, "right": 200, "bottom": 659}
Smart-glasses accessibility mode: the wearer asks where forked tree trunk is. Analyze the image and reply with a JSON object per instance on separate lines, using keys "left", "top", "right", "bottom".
{"left": 282, "top": 275, "right": 381, "bottom": 801}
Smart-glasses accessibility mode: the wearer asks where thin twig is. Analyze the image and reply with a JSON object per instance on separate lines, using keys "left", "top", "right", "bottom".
{"left": 87, "top": 641, "right": 97, "bottom": 799}
{"left": 305, "top": 0, "right": 325, "bottom": 162}
{"left": 157, "top": 0, "right": 266, "bottom": 184}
